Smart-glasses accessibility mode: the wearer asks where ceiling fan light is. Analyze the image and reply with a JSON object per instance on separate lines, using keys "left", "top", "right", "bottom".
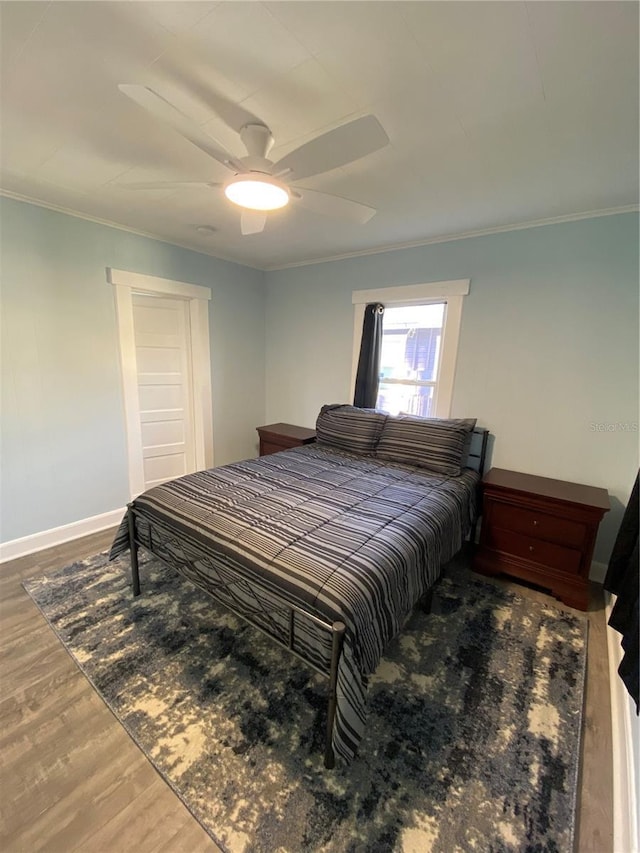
{"left": 224, "top": 174, "right": 289, "bottom": 211}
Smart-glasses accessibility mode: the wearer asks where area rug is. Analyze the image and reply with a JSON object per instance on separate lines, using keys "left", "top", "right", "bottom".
{"left": 24, "top": 551, "right": 587, "bottom": 852}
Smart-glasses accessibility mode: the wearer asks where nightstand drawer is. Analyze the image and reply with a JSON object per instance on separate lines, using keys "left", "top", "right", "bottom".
{"left": 490, "top": 502, "right": 586, "bottom": 548}
{"left": 487, "top": 527, "right": 582, "bottom": 574}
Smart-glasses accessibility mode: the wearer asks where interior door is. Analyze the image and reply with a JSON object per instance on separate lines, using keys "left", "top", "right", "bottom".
{"left": 132, "top": 293, "right": 196, "bottom": 490}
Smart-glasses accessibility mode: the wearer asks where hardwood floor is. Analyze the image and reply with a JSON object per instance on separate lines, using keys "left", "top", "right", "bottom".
{"left": 0, "top": 532, "right": 612, "bottom": 852}
{"left": 0, "top": 531, "right": 219, "bottom": 853}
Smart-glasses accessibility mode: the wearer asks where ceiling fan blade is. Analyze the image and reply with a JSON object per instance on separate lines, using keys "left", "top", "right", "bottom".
{"left": 292, "top": 188, "right": 377, "bottom": 224}
{"left": 118, "top": 84, "right": 243, "bottom": 172}
{"left": 241, "top": 211, "right": 267, "bottom": 236}
{"left": 272, "top": 115, "right": 389, "bottom": 181}
{"left": 118, "top": 181, "right": 221, "bottom": 190}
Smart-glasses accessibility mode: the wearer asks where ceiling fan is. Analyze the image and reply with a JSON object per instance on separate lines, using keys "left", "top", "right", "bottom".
{"left": 118, "top": 84, "right": 390, "bottom": 236}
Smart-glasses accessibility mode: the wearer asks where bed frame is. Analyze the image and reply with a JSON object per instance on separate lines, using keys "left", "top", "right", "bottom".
{"left": 125, "top": 427, "right": 489, "bottom": 768}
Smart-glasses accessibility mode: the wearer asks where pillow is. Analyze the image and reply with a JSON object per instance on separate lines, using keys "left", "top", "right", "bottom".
{"left": 376, "top": 415, "right": 477, "bottom": 476}
{"left": 316, "top": 404, "right": 387, "bottom": 455}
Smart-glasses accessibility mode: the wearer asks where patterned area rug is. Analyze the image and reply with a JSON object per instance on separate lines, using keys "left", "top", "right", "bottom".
{"left": 24, "top": 551, "right": 587, "bottom": 852}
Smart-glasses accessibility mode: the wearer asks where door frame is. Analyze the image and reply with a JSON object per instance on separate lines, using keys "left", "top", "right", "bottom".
{"left": 108, "top": 268, "right": 214, "bottom": 500}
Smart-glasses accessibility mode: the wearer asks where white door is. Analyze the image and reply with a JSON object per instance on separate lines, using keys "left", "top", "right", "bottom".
{"left": 110, "top": 267, "right": 214, "bottom": 501}
{"left": 132, "top": 293, "right": 196, "bottom": 490}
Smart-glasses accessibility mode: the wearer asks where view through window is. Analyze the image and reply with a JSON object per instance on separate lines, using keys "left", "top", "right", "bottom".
{"left": 376, "top": 303, "right": 446, "bottom": 417}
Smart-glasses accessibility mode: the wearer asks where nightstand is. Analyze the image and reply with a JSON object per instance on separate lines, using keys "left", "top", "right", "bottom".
{"left": 256, "top": 423, "right": 316, "bottom": 456}
{"left": 473, "top": 468, "right": 609, "bottom": 610}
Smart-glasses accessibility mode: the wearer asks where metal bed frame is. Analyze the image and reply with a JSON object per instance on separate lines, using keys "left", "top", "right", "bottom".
{"left": 125, "top": 427, "right": 489, "bottom": 769}
{"left": 127, "top": 506, "right": 346, "bottom": 768}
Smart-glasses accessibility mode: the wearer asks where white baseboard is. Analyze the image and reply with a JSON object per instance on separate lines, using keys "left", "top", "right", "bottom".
{"left": 605, "top": 592, "right": 639, "bottom": 853}
{"left": 0, "top": 507, "right": 126, "bottom": 563}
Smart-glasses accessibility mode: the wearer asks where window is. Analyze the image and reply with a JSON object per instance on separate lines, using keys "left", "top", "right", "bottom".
{"left": 351, "top": 279, "right": 469, "bottom": 419}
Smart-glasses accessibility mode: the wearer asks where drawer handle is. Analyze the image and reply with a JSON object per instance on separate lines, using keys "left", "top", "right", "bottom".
{"left": 529, "top": 545, "right": 535, "bottom": 552}
{"left": 532, "top": 520, "right": 538, "bottom": 527}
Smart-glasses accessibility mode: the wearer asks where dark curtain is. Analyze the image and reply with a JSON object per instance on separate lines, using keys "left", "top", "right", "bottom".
{"left": 353, "top": 303, "right": 384, "bottom": 409}
{"left": 604, "top": 471, "right": 639, "bottom": 712}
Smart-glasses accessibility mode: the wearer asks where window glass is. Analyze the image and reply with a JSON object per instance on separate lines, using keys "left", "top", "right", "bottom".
{"left": 377, "top": 303, "right": 445, "bottom": 417}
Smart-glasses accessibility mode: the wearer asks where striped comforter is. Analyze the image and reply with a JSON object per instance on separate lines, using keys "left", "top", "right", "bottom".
{"left": 110, "top": 444, "right": 478, "bottom": 762}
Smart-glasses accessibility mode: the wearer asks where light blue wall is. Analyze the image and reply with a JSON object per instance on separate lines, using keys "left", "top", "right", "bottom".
{"left": 3, "top": 199, "right": 637, "bottom": 563}
{"left": 0, "top": 197, "right": 265, "bottom": 542}
{"left": 264, "top": 213, "right": 639, "bottom": 563}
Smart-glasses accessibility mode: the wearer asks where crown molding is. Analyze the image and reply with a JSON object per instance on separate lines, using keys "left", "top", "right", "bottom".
{"left": 1, "top": 188, "right": 636, "bottom": 274}
{"left": 0, "top": 189, "right": 263, "bottom": 271}
{"left": 265, "top": 205, "right": 640, "bottom": 271}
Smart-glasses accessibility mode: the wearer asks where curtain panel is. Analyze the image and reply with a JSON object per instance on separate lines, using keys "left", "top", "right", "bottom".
{"left": 353, "top": 303, "right": 384, "bottom": 409}
{"left": 604, "top": 471, "right": 639, "bottom": 712}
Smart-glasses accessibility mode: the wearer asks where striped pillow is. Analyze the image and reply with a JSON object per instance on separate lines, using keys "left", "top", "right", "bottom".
{"left": 376, "top": 416, "right": 477, "bottom": 475}
{"left": 316, "top": 404, "right": 387, "bottom": 455}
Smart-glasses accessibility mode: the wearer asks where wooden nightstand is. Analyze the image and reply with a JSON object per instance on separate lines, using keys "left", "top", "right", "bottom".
{"left": 256, "top": 423, "right": 316, "bottom": 456}
{"left": 473, "top": 468, "right": 609, "bottom": 610}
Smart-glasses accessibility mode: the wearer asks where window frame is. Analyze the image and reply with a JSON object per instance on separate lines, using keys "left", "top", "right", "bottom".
{"left": 351, "top": 279, "right": 470, "bottom": 418}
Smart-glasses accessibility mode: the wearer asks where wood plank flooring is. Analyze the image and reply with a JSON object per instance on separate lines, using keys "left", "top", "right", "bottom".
{"left": 0, "top": 532, "right": 612, "bottom": 852}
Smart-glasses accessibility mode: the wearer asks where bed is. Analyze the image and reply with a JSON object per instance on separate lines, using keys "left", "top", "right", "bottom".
{"left": 110, "top": 405, "right": 488, "bottom": 767}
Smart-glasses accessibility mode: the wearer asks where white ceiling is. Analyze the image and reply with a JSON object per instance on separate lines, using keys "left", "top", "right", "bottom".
{"left": 1, "top": 1, "right": 638, "bottom": 270}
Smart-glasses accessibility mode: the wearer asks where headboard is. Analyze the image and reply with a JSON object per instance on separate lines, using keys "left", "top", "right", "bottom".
{"left": 465, "top": 427, "right": 490, "bottom": 477}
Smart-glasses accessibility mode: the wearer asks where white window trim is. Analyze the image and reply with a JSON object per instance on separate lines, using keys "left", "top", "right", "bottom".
{"left": 107, "top": 268, "right": 214, "bottom": 499}
{"left": 351, "top": 279, "right": 470, "bottom": 418}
